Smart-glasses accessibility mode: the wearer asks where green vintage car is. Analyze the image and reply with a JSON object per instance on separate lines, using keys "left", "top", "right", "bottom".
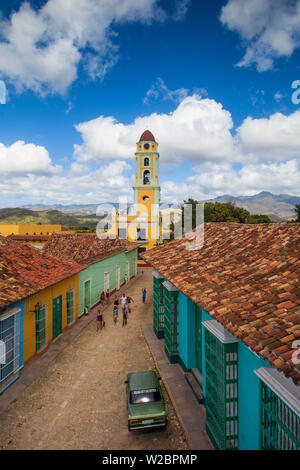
{"left": 125, "top": 370, "right": 167, "bottom": 431}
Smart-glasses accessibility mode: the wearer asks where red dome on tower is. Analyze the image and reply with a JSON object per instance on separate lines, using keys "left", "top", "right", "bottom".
{"left": 139, "top": 130, "right": 155, "bottom": 142}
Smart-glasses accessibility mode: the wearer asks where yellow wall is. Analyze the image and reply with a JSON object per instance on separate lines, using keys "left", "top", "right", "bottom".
{"left": 24, "top": 273, "right": 79, "bottom": 363}
{"left": 0, "top": 224, "right": 62, "bottom": 236}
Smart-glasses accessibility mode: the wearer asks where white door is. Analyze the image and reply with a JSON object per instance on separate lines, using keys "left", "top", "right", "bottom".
{"left": 116, "top": 265, "right": 120, "bottom": 290}
{"left": 104, "top": 271, "right": 110, "bottom": 291}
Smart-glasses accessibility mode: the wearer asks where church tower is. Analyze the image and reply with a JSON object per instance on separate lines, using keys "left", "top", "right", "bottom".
{"left": 133, "top": 130, "right": 160, "bottom": 217}
{"left": 109, "top": 130, "right": 161, "bottom": 263}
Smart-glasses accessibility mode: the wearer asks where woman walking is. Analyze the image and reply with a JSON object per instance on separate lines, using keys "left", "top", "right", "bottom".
{"left": 122, "top": 307, "right": 128, "bottom": 327}
{"left": 127, "top": 295, "right": 134, "bottom": 313}
{"left": 113, "top": 304, "right": 118, "bottom": 324}
{"left": 97, "top": 310, "right": 103, "bottom": 331}
{"left": 142, "top": 288, "right": 147, "bottom": 304}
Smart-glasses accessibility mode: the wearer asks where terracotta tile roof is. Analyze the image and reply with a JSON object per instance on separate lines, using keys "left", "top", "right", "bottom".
{"left": 43, "top": 233, "right": 138, "bottom": 265}
{"left": 8, "top": 234, "right": 50, "bottom": 242}
{"left": 0, "top": 236, "right": 85, "bottom": 309}
{"left": 141, "top": 223, "right": 300, "bottom": 385}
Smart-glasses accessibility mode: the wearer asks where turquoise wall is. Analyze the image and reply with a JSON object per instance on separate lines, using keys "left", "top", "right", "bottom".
{"left": 79, "top": 249, "right": 137, "bottom": 315}
{"left": 238, "top": 341, "right": 270, "bottom": 450}
{"left": 178, "top": 293, "right": 196, "bottom": 370}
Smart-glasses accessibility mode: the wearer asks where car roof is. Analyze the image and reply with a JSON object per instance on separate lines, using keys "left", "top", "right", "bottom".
{"left": 128, "top": 371, "right": 159, "bottom": 391}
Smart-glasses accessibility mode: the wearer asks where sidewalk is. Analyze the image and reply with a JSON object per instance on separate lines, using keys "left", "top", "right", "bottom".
{"left": 0, "top": 273, "right": 140, "bottom": 416}
{"left": 142, "top": 313, "right": 213, "bottom": 451}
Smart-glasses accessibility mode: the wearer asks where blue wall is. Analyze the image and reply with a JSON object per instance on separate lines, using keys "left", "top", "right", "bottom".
{"left": 238, "top": 341, "right": 270, "bottom": 450}
{"left": 178, "top": 293, "right": 196, "bottom": 369}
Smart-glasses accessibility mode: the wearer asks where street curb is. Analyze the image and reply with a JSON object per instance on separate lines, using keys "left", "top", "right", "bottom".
{"left": 141, "top": 321, "right": 193, "bottom": 451}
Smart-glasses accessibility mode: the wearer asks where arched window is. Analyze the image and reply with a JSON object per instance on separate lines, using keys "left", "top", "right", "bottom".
{"left": 143, "top": 170, "right": 150, "bottom": 185}
{"left": 144, "top": 157, "right": 149, "bottom": 167}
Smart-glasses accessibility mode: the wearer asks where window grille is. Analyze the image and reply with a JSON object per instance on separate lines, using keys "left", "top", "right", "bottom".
{"left": 66, "top": 290, "right": 74, "bottom": 325}
{"left": 35, "top": 304, "right": 47, "bottom": 352}
{"left": 260, "top": 381, "right": 300, "bottom": 450}
{"left": 205, "top": 328, "right": 239, "bottom": 450}
{"left": 163, "top": 288, "right": 179, "bottom": 363}
{"left": 153, "top": 277, "right": 165, "bottom": 338}
{"left": 0, "top": 309, "right": 21, "bottom": 393}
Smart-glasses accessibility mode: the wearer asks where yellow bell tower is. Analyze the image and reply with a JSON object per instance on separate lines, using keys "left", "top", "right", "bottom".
{"left": 110, "top": 130, "right": 161, "bottom": 263}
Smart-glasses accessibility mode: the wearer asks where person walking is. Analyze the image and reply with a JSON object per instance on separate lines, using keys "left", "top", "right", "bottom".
{"left": 106, "top": 288, "right": 110, "bottom": 305}
{"left": 120, "top": 293, "right": 127, "bottom": 311}
{"left": 100, "top": 291, "right": 105, "bottom": 306}
{"left": 113, "top": 305, "right": 118, "bottom": 324}
{"left": 97, "top": 310, "right": 103, "bottom": 331}
{"left": 142, "top": 288, "right": 147, "bottom": 304}
{"left": 122, "top": 307, "right": 128, "bottom": 327}
{"left": 113, "top": 295, "right": 119, "bottom": 309}
{"left": 127, "top": 295, "right": 134, "bottom": 313}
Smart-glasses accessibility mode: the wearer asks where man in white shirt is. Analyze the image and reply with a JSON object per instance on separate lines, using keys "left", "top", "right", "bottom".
{"left": 121, "top": 294, "right": 127, "bottom": 310}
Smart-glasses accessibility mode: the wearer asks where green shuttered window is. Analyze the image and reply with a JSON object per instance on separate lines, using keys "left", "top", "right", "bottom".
{"left": 67, "top": 289, "right": 74, "bottom": 325}
{"left": 35, "top": 305, "right": 46, "bottom": 352}
{"left": 260, "top": 381, "right": 300, "bottom": 450}
{"left": 153, "top": 276, "right": 165, "bottom": 338}
{"left": 164, "top": 287, "right": 179, "bottom": 363}
{"left": 205, "top": 328, "right": 239, "bottom": 450}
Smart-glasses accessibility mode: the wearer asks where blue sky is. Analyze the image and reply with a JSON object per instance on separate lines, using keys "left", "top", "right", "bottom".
{"left": 0, "top": 0, "right": 300, "bottom": 207}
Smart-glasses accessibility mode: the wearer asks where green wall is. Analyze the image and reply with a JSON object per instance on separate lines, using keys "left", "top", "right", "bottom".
{"left": 78, "top": 249, "right": 137, "bottom": 315}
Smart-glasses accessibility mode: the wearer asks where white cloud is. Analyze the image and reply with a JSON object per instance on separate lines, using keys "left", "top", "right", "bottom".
{"left": 74, "top": 94, "right": 240, "bottom": 164}
{"left": 0, "top": 0, "right": 189, "bottom": 95}
{"left": 161, "top": 159, "right": 300, "bottom": 202}
{"left": 220, "top": 0, "right": 300, "bottom": 71}
{"left": 0, "top": 140, "right": 60, "bottom": 175}
{"left": 0, "top": 158, "right": 132, "bottom": 206}
{"left": 237, "top": 110, "right": 300, "bottom": 161}
{"left": 144, "top": 77, "right": 207, "bottom": 104}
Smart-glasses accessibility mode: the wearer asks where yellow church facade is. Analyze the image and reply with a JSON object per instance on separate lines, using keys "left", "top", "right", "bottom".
{"left": 110, "top": 130, "right": 162, "bottom": 263}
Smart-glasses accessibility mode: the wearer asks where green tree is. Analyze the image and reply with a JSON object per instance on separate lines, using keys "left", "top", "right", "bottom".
{"left": 295, "top": 204, "right": 300, "bottom": 222}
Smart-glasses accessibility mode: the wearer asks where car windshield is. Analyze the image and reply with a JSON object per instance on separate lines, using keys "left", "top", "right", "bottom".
{"left": 130, "top": 388, "right": 161, "bottom": 404}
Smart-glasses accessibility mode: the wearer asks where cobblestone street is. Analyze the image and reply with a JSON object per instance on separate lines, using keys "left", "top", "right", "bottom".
{"left": 0, "top": 269, "right": 188, "bottom": 450}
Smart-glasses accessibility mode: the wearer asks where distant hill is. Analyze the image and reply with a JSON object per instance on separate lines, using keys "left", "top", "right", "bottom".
{"left": 0, "top": 208, "right": 81, "bottom": 226}
{"left": 16, "top": 191, "right": 300, "bottom": 220}
{"left": 203, "top": 192, "right": 300, "bottom": 221}
{"left": 0, "top": 208, "right": 102, "bottom": 229}
{"left": 21, "top": 203, "right": 118, "bottom": 215}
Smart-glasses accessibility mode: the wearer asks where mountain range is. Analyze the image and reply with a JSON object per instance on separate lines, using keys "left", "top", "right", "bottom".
{"left": 20, "top": 192, "right": 300, "bottom": 220}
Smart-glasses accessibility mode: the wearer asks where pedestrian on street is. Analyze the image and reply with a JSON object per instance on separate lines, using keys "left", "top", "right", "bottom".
{"left": 124, "top": 273, "right": 128, "bottom": 283}
{"left": 127, "top": 295, "right": 134, "bottom": 313}
{"left": 122, "top": 308, "right": 128, "bottom": 327}
{"left": 100, "top": 291, "right": 105, "bottom": 306}
{"left": 97, "top": 310, "right": 103, "bottom": 331}
{"left": 142, "top": 288, "right": 147, "bottom": 304}
{"left": 114, "top": 295, "right": 119, "bottom": 308}
{"left": 84, "top": 305, "right": 89, "bottom": 316}
{"left": 113, "top": 305, "right": 118, "bottom": 324}
{"left": 106, "top": 288, "right": 110, "bottom": 305}
{"left": 120, "top": 293, "right": 127, "bottom": 310}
